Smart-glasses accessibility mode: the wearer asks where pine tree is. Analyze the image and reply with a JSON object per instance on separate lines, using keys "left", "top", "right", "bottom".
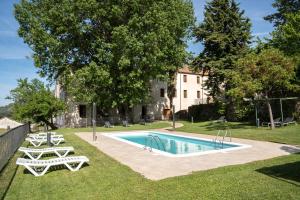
{"left": 193, "top": 0, "right": 251, "bottom": 119}
{"left": 265, "top": 0, "right": 300, "bottom": 86}
{"left": 264, "top": 0, "right": 300, "bottom": 27}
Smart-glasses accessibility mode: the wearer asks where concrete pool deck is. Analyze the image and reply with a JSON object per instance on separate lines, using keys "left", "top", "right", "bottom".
{"left": 76, "top": 130, "right": 300, "bottom": 180}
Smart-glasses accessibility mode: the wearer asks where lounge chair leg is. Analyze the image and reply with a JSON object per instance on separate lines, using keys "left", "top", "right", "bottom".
{"left": 54, "top": 150, "right": 69, "bottom": 157}
{"left": 61, "top": 150, "right": 70, "bottom": 157}
{"left": 64, "top": 161, "right": 85, "bottom": 171}
{"left": 51, "top": 140, "right": 62, "bottom": 146}
{"left": 35, "top": 152, "right": 44, "bottom": 160}
{"left": 29, "top": 141, "right": 38, "bottom": 147}
{"left": 24, "top": 152, "right": 36, "bottom": 160}
{"left": 24, "top": 165, "right": 50, "bottom": 176}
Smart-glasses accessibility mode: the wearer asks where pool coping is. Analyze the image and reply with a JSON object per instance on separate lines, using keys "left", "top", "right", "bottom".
{"left": 76, "top": 129, "right": 300, "bottom": 180}
{"left": 103, "top": 131, "right": 252, "bottom": 157}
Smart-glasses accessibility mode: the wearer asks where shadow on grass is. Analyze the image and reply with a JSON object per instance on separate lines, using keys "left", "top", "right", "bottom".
{"left": 23, "top": 162, "right": 90, "bottom": 176}
{"left": 280, "top": 146, "right": 300, "bottom": 154}
{"left": 0, "top": 153, "right": 21, "bottom": 200}
{"left": 196, "top": 122, "right": 253, "bottom": 131}
{"left": 256, "top": 158, "right": 300, "bottom": 186}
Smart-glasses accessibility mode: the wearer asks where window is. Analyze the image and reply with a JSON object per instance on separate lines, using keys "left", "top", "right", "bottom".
{"left": 197, "top": 91, "right": 200, "bottom": 99}
{"left": 79, "top": 105, "right": 87, "bottom": 118}
{"left": 183, "top": 75, "right": 187, "bottom": 82}
{"left": 160, "top": 88, "right": 165, "bottom": 97}
{"left": 197, "top": 76, "right": 200, "bottom": 84}
{"left": 184, "top": 90, "right": 187, "bottom": 98}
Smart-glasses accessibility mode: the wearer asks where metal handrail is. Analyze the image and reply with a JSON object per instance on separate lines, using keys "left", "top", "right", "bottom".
{"left": 213, "top": 129, "right": 232, "bottom": 149}
{"left": 144, "top": 134, "right": 166, "bottom": 152}
{"left": 153, "top": 135, "right": 166, "bottom": 151}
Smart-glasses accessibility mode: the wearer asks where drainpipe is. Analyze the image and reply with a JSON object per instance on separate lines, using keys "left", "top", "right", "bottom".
{"left": 201, "top": 74, "right": 204, "bottom": 104}
{"left": 180, "top": 74, "right": 182, "bottom": 110}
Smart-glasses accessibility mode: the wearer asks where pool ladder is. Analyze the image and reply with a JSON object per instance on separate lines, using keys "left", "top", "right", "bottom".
{"left": 213, "top": 130, "right": 232, "bottom": 149}
{"left": 144, "top": 135, "right": 166, "bottom": 152}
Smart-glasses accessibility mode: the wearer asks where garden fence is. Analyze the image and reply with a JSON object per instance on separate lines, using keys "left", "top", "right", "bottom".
{"left": 0, "top": 123, "right": 30, "bottom": 172}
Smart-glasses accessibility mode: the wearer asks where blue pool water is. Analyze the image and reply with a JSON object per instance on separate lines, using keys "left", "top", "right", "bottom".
{"left": 117, "top": 132, "right": 239, "bottom": 155}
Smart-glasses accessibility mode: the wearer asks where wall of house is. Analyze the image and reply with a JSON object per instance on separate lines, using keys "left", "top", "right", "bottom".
{"left": 134, "top": 73, "right": 210, "bottom": 122}
{"left": 54, "top": 83, "right": 92, "bottom": 127}
{"left": 66, "top": 103, "right": 92, "bottom": 127}
{"left": 173, "top": 73, "right": 209, "bottom": 112}
{"left": 55, "top": 72, "right": 210, "bottom": 126}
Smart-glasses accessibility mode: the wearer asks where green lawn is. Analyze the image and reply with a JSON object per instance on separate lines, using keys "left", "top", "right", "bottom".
{"left": 0, "top": 128, "right": 6, "bottom": 135}
{"left": 1, "top": 121, "right": 300, "bottom": 199}
{"left": 58, "top": 121, "right": 171, "bottom": 134}
{"left": 176, "top": 121, "right": 300, "bottom": 145}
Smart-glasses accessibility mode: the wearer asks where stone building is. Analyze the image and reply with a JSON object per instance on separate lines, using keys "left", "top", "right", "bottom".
{"left": 54, "top": 65, "right": 210, "bottom": 127}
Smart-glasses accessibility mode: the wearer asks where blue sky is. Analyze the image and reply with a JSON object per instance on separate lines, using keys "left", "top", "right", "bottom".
{"left": 0, "top": 0, "right": 276, "bottom": 106}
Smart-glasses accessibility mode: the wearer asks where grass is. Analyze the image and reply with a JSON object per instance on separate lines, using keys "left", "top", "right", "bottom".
{"left": 1, "top": 121, "right": 300, "bottom": 199}
{"left": 176, "top": 121, "right": 300, "bottom": 145}
{"left": 0, "top": 128, "right": 6, "bottom": 135}
{"left": 0, "top": 151, "right": 23, "bottom": 199}
{"left": 57, "top": 121, "right": 171, "bottom": 134}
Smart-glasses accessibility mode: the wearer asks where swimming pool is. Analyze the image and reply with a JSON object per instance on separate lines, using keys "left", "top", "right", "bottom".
{"left": 104, "top": 131, "right": 251, "bottom": 157}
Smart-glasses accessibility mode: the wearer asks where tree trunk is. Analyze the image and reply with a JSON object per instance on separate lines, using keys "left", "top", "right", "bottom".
{"left": 266, "top": 99, "right": 275, "bottom": 130}
{"left": 43, "top": 119, "right": 58, "bottom": 130}
{"left": 167, "top": 71, "right": 177, "bottom": 110}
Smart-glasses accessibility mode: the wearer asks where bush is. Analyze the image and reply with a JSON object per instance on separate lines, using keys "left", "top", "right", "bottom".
{"left": 187, "top": 104, "right": 220, "bottom": 122}
{"left": 293, "top": 101, "right": 300, "bottom": 121}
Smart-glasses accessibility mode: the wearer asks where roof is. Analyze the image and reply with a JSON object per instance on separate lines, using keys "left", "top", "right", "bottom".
{"left": 0, "top": 117, "right": 23, "bottom": 129}
{"left": 178, "top": 65, "right": 208, "bottom": 75}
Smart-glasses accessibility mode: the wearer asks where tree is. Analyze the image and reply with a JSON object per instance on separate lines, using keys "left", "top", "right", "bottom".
{"left": 265, "top": 0, "right": 300, "bottom": 85}
{"left": 8, "top": 78, "right": 66, "bottom": 129}
{"left": 272, "top": 12, "right": 300, "bottom": 56}
{"left": 272, "top": 12, "right": 300, "bottom": 85}
{"left": 193, "top": 0, "right": 251, "bottom": 119}
{"left": 228, "top": 48, "right": 296, "bottom": 129}
{"left": 15, "top": 0, "right": 195, "bottom": 115}
{"left": 264, "top": 0, "right": 300, "bottom": 27}
{"left": 0, "top": 104, "right": 13, "bottom": 118}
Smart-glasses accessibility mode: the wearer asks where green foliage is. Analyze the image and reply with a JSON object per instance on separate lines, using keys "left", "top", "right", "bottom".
{"left": 273, "top": 11, "right": 300, "bottom": 85}
{"left": 264, "top": 0, "right": 300, "bottom": 27}
{"left": 187, "top": 104, "right": 220, "bottom": 121}
{"left": 193, "top": 0, "right": 251, "bottom": 120}
{"left": 228, "top": 48, "right": 296, "bottom": 99}
{"left": 7, "top": 78, "right": 66, "bottom": 129}
{"left": 0, "top": 104, "right": 13, "bottom": 118}
{"left": 266, "top": 1, "right": 300, "bottom": 85}
{"left": 271, "top": 11, "right": 300, "bottom": 72}
{"left": 193, "top": 0, "right": 251, "bottom": 98}
{"left": 272, "top": 12, "right": 300, "bottom": 57}
{"left": 15, "top": 0, "right": 195, "bottom": 110}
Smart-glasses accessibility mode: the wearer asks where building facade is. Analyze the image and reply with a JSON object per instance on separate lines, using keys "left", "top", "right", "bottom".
{"left": 131, "top": 66, "right": 209, "bottom": 122}
{"left": 54, "top": 66, "right": 210, "bottom": 127}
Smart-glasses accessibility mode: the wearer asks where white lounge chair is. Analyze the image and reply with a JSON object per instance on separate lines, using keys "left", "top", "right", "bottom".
{"left": 261, "top": 117, "right": 281, "bottom": 127}
{"left": 26, "top": 137, "right": 65, "bottom": 147}
{"left": 104, "top": 121, "right": 114, "bottom": 128}
{"left": 28, "top": 132, "right": 57, "bottom": 137}
{"left": 213, "top": 116, "right": 226, "bottom": 123}
{"left": 28, "top": 134, "right": 64, "bottom": 140}
{"left": 16, "top": 156, "right": 89, "bottom": 176}
{"left": 281, "top": 117, "right": 297, "bottom": 126}
{"left": 18, "top": 147, "right": 74, "bottom": 160}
